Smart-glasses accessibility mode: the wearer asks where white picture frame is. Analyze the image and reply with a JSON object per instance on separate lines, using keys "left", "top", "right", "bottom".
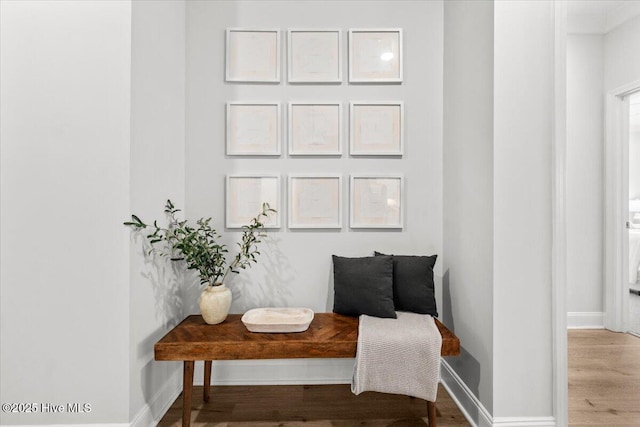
{"left": 226, "top": 175, "right": 281, "bottom": 229}
{"left": 288, "top": 102, "right": 342, "bottom": 156}
{"left": 288, "top": 29, "right": 342, "bottom": 83}
{"left": 227, "top": 102, "right": 281, "bottom": 156}
{"left": 350, "top": 174, "right": 403, "bottom": 229}
{"left": 288, "top": 174, "right": 342, "bottom": 229}
{"left": 348, "top": 28, "right": 403, "bottom": 83}
{"left": 226, "top": 29, "right": 281, "bottom": 83}
{"left": 350, "top": 101, "right": 403, "bottom": 156}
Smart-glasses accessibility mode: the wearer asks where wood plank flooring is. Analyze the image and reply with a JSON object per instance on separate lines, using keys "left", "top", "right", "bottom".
{"left": 157, "top": 384, "right": 470, "bottom": 426}
{"left": 568, "top": 329, "right": 640, "bottom": 426}
{"left": 158, "top": 330, "right": 640, "bottom": 426}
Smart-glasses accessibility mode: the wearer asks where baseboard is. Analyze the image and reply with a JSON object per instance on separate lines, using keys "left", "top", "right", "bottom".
{"left": 440, "top": 359, "right": 493, "bottom": 427}
{"left": 193, "top": 358, "right": 354, "bottom": 386}
{"left": 130, "top": 369, "right": 182, "bottom": 427}
{"left": 567, "top": 311, "right": 605, "bottom": 329}
{"left": 492, "top": 417, "right": 556, "bottom": 426}
{"left": 440, "top": 360, "right": 556, "bottom": 427}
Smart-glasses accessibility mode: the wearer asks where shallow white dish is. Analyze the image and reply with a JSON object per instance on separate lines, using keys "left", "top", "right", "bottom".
{"left": 241, "top": 307, "right": 314, "bottom": 333}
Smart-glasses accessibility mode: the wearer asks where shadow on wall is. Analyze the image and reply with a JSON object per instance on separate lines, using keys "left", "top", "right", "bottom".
{"left": 134, "top": 233, "right": 185, "bottom": 325}
{"left": 441, "top": 270, "right": 455, "bottom": 331}
{"left": 229, "top": 234, "right": 295, "bottom": 312}
{"left": 441, "top": 269, "right": 483, "bottom": 424}
{"left": 325, "top": 260, "right": 334, "bottom": 312}
{"left": 132, "top": 233, "right": 189, "bottom": 418}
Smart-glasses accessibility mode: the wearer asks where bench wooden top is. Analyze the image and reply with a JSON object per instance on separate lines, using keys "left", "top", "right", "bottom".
{"left": 155, "top": 313, "right": 460, "bottom": 361}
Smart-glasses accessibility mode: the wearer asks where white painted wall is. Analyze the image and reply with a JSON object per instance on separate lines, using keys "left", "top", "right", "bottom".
{"left": 492, "top": 0, "right": 554, "bottom": 418}
{"left": 185, "top": 0, "right": 444, "bottom": 383}
{"left": 443, "top": 1, "right": 556, "bottom": 422}
{"left": 564, "top": 13, "right": 640, "bottom": 328}
{"left": 604, "top": 13, "right": 640, "bottom": 215}
{"left": 566, "top": 35, "right": 604, "bottom": 316}
{"left": 604, "top": 14, "right": 640, "bottom": 93}
{"left": 443, "top": 0, "right": 495, "bottom": 420}
{"left": 0, "top": 1, "right": 132, "bottom": 424}
{"left": 631, "top": 93, "right": 640, "bottom": 200}
{"left": 129, "top": 1, "right": 186, "bottom": 425}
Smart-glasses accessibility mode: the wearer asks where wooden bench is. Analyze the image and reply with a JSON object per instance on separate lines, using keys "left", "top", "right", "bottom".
{"left": 155, "top": 313, "right": 460, "bottom": 427}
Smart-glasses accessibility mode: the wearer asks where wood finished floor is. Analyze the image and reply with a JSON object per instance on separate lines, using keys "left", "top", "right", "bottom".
{"left": 568, "top": 329, "right": 640, "bottom": 426}
{"left": 157, "top": 384, "right": 470, "bottom": 427}
{"left": 158, "top": 330, "right": 640, "bottom": 426}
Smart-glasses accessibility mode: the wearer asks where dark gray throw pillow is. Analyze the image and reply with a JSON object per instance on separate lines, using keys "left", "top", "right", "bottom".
{"left": 332, "top": 255, "right": 396, "bottom": 318}
{"left": 375, "top": 251, "right": 438, "bottom": 317}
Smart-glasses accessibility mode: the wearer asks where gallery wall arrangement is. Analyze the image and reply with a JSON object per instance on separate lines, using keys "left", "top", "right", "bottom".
{"left": 224, "top": 27, "right": 405, "bottom": 231}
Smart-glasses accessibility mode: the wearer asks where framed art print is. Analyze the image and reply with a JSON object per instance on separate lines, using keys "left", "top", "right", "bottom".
{"left": 288, "top": 29, "right": 342, "bottom": 83}
{"left": 348, "top": 28, "right": 403, "bottom": 83}
{"left": 227, "top": 102, "right": 281, "bottom": 156}
{"left": 288, "top": 174, "right": 342, "bottom": 229}
{"left": 350, "top": 101, "right": 403, "bottom": 156}
{"left": 226, "top": 175, "right": 281, "bottom": 229}
{"left": 289, "top": 102, "right": 342, "bottom": 156}
{"left": 350, "top": 174, "right": 403, "bottom": 229}
{"left": 226, "top": 29, "right": 281, "bottom": 83}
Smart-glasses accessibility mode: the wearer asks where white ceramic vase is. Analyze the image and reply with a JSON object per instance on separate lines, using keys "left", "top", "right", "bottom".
{"left": 199, "top": 283, "right": 232, "bottom": 325}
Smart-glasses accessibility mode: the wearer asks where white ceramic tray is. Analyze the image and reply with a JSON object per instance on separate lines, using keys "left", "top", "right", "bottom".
{"left": 241, "top": 308, "right": 314, "bottom": 333}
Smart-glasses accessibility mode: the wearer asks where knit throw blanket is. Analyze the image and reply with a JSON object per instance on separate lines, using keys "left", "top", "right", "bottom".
{"left": 351, "top": 312, "right": 442, "bottom": 402}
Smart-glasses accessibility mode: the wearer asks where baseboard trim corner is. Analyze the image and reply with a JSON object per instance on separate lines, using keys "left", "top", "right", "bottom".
{"left": 130, "top": 368, "right": 182, "bottom": 427}
{"left": 567, "top": 312, "right": 605, "bottom": 329}
{"left": 440, "top": 359, "right": 493, "bottom": 427}
{"left": 440, "top": 360, "right": 556, "bottom": 427}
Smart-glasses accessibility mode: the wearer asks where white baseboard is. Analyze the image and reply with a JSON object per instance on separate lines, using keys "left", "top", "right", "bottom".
{"left": 492, "top": 417, "right": 556, "bottom": 427}
{"left": 493, "top": 417, "right": 556, "bottom": 427}
{"left": 440, "top": 360, "right": 556, "bottom": 427}
{"left": 130, "top": 369, "right": 182, "bottom": 427}
{"left": 567, "top": 311, "right": 605, "bottom": 329}
{"left": 193, "top": 358, "right": 354, "bottom": 386}
{"left": 440, "top": 359, "right": 493, "bottom": 427}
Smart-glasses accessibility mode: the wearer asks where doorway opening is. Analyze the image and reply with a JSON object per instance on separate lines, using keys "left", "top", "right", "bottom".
{"left": 604, "top": 81, "right": 640, "bottom": 333}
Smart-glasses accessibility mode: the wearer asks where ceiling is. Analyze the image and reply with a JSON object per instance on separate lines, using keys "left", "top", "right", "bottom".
{"left": 567, "top": 1, "right": 626, "bottom": 17}
{"left": 567, "top": 0, "right": 640, "bottom": 34}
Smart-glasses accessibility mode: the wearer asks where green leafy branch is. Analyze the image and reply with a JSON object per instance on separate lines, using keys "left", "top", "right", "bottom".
{"left": 124, "top": 200, "right": 275, "bottom": 286}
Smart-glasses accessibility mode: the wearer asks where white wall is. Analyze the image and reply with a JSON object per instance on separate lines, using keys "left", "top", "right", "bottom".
{"left": 631, "top": 93, "right": 640, "bottom": 200}
{"left": 564, "top": 13, "right": 640, "bottom": 328}
{"left": 444, "top": 1, "right": 556, "bottom": 423}
{"left": 492, "top": 0, "right": 554, "bottom": 418}
{"left": 604, "top": 14, "right": 640, "bottom": 93}
{"left": 566, "top": 35, "right": 604, "bottom": 317}
{"left": 604, "top": 13, "right": 640, "bottom": 209}
{"left": 129, "top": 1, "right": 186, "bottom": 424}
{"left": 443, "top": 0, "right": 495, "bottom": 419}
{"left": 185, "top": 0, "right": 443, "bottom": 309}
{"left": 0, "top": 1, "right": 132, "bottom": 424}
{"left": 185, "top": 0, "right": 444, "bottom": 382}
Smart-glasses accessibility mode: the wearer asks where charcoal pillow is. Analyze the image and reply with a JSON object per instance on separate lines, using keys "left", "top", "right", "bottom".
{"left": 332, "top": 255, "right": 396, "bottom": 318}
{"left": 375, "top": 251, "right": 438, "bottom": 316}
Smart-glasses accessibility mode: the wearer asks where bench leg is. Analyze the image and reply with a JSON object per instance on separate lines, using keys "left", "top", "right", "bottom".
{"left": 182, "top": 361, "right": 194, "bottom": 427}
{"left": 427, "top": 401, "right": 437, "bottom": 426}
{"left": 203, "top": 361, "right": 212, "bottom": 403}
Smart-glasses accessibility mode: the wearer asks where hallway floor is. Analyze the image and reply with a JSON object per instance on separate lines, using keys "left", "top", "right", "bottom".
{"left": 157, "top": 330, "right": 640, "bottom": 426}
{"left": 569, "top": 329, "right": 640, "bottom": 426}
